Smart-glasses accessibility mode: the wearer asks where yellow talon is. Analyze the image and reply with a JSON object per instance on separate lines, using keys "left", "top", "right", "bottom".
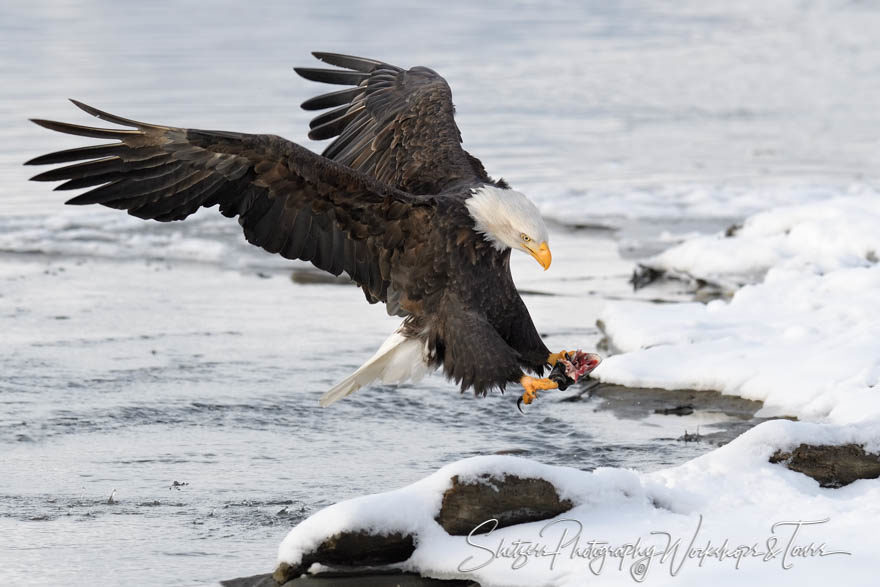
{"left": 518, "top": 375, "right": 559, "bottom": 407}
{"left": 521, "top": 387, "right": 539, "bottom": 405}
{"left": 547, "top": 350, "right": 572, "bottom": 367}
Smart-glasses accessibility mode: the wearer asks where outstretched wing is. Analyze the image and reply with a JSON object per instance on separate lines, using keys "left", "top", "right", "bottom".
{"left": 295, "top": 52, "right": 500, "bottom": 195}
{"left": 26, "top": 100, "right": 434, "bottom": 305}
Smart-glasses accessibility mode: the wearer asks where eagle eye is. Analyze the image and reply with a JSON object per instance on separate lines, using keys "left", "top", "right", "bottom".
{"left": 520, "top": 233, "right": 531, "bottom": 242}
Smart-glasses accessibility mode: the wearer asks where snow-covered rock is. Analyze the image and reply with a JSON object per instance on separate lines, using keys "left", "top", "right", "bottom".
{"left": 275, "top": 420, "right": 880, "bottom": 586}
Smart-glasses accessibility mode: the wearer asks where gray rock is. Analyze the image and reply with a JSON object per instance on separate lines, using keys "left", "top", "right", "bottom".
{"left": 770, "top": 443, "right": 880, "bottom": 488}
{"left": 272, "top": 531, "right": 415, "bottom": 584}
{"left": 223, "top": 571, "right": 475, "bottom": 587}
{"left": 435, "top": 474, "right": 573, "bottom": 535}
{"left": 281, "top": 571, "right": 477, "bottom": 586}
{"left": 290, "top": 267, "right": 353, "bottom": 286}
{"left": 221, "top": 573, "right": 278, "bottom": 587}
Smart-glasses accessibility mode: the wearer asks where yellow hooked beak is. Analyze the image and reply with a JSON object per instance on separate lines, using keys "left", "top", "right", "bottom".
{"left": 525, "top": 241, "right": 552, "bottom": 270}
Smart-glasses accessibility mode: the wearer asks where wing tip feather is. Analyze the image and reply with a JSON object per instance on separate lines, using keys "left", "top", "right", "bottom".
{"left": 311, "top": 52, "right": 384, "bottom": 72}
{"left": 68, "top": 99, "right": 151, "bottom": 128}
{"left": 28, "top": 117, "right": 141, "bottom": 139}
{"left": 24, "top": 146, "right": 48, "bottom": 166}
{"left": 294, "top": 67, "right": 371, "bottom": 86}
{"left": 28, "top": 169, "right": 55, "bottom": 182}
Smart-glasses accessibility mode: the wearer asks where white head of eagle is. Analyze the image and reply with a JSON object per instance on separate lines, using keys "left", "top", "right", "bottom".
{"left": 465, "top": 185, "right": 552, "bottom": 270}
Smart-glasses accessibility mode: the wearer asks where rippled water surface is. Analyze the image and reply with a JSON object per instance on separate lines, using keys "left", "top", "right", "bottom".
{"left": 2, "top": 1, "right": 879, "bottom": 585}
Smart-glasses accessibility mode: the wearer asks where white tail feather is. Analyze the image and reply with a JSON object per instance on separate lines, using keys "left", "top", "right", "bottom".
{"left": 320, "top": 328, "right": 430, "bottom": 407}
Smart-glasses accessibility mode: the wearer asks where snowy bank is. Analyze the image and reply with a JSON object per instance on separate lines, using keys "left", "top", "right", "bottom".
{"left": 595, "top": 193, "right": 880, "bottom": 424}
{"left": 641, "top": 187, "right": 880, "bottom": 284}
{"left": 274, "top": 420, "right": 880, "bottom": 586}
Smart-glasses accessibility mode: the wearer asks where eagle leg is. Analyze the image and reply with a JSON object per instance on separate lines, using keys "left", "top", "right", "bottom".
{"left": 547, "top": 350, "right": 572, "bottom": 367}
{"left": 517, "top": 375, "right": 559, "bottom": 413}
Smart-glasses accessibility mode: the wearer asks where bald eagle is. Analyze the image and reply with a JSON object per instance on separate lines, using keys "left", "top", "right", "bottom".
{"left": 26, "top": 52, "right": 577, "bottom": 408}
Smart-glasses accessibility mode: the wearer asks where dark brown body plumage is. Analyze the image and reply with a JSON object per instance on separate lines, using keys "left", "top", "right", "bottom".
{"left": 26, "top": 52, "right": 549, "bottom": 397}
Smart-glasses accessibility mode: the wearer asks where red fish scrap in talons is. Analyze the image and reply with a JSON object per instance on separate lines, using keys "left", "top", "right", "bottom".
{"left": 549, "top": 350, "right": 602, "bottom": 391}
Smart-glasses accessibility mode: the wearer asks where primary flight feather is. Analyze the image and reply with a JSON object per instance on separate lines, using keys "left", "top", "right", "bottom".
{"left": 26, "top": 52, "right": 582, "bottom": 408}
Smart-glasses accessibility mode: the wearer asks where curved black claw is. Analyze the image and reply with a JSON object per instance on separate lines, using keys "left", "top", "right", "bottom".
{"left": 517, "top": 396, "right": 527, "bottom": 415}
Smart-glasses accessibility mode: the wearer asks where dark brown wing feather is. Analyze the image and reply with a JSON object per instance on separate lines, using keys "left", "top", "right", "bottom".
{"left": 26, "top": 100, "right": 435, "bottom": 306}
{"left": 295, "top": 52, "right": 499, "bottom": 195}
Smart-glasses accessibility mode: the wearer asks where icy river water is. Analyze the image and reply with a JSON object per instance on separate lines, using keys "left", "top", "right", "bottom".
{"left": 2, "top": 1, "right": 880, "bottom": 585}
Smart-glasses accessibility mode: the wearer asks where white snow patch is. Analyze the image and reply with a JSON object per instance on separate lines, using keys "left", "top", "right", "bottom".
{"left": 595, "top": 193, "right": 880, "bottom": 424}
{"left": 645, "top": 190, "right": 880, "bottom": 283}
